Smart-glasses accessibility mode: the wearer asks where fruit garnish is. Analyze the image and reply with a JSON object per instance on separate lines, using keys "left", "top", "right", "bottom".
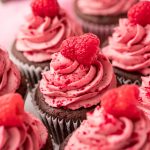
{"left": 31, "top": 0, "right": 59, "bottom": 18}
{"left": 101, "top": 85, "right": 141, "bottom": 120}
{"left": 0, "top": 93, "right": 24, "bottom": 127}
{"left": 128, "top": 1, "right": 150, "bottom": 26}
{"left": 61, "top": 33, "right": 100, "bottom": 66}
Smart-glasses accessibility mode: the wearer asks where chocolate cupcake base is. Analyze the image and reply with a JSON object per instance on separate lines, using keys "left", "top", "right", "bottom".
{"left": 32, "top": 86, "right": 96, "bottom": 144}
{"left": 11, "top": 42, "right": 50, "bottom": 88}
{"left": 114, "top": 67, "right": 142, "bottom": 86}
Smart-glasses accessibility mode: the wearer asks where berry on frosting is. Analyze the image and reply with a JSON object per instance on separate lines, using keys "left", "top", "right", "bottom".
{"left": 0, "top": 93, "right": 24, "bottom": 127}
{"left": 128, "top": 1, "right": 150, "bottom": 26}
{"left": 101, "top": 85, "right": 141, "bottom": 120}
{"left": 31, "top": 0, "right": 59, "bottom": 18}
{"left": 61, "top": 33, "right": 100, "bottom": 66}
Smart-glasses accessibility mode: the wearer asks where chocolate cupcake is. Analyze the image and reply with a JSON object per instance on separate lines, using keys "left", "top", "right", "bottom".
{"left": 62, "top": 85, "right": 150, "bottom": 150}
{"left": 32, "top": 33, "right": 116, "bottom": 144}
{"left": 0, "top": 93, "right": 52, "bottom": 150}
{"left": 74, "top": 0, "right": 138, "bottom": 43}
{"left": 0, "top": 48, "right": 27, "bottom": 98}
{"left": 102, "top": 1, "right": 150, "bottom": 86}
{"left": 11, "top": 0, "right": 82, "bottom": 87}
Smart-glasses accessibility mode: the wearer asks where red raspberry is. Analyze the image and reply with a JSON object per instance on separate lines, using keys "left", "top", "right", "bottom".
{"left": 101, "top": 85, "right": 141, "bottom": 120}
{"left": 60, "top": 33, "right": 100, "bottom": 66}
{"left": 128, "top": 1, "right": 150, "bottom": 26}
{"left": 0, "top": 93, "right": 24, "bottom": 127}
{"left": 61, "top": 36, "right": 77, "bottom": 60}
{"left": 31, "top": 0, "right": 59, "bottom": 18}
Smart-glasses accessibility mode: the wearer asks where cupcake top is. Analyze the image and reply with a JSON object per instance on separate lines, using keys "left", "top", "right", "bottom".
{"left": 76, "top": 0, "right": 138, "bottom": 16}
{"left": 65, "top": 85, "right": 150, "bottom": 150}
{"left": 40, "top": 33, "right": 116, "bottom": 110}
{"left": 102, "top": 1, "right": 150, "bottom": 75}
{"left": 0, "top": 93, "right": 48, "bottom": 150}
{"left": 16, "top": 0, "right": 82, "bottom": 63}
{"left": 139, "top": 76, "right": 150, "bottom": 118}
{"left": 0, "top": 48, "right": 21, "bottom": 96}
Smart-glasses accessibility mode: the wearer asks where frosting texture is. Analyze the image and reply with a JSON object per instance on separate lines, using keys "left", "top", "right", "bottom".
{"left": 65, "top": 106, "right": 150, "bottom": 150}
{"left": 102, "top": 19, "right": 150, "bottom": 75}
{"left": 16, "top": 9, "right": 82, "bottom": 62}
{"left": 0, "top": 113, "right": 48, "bottom": 150}
{"left": 77, "top": 0, "right": 137, "bottom": 16}
{"left": 0, "top": 49, "right": 21, "bottom": 96}
{"left": 40, "top": 52, "right": 116, "bottom": 110}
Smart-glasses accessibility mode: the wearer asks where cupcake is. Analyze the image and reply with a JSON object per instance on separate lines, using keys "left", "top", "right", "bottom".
{"left": 74, "top": 0, "right": 138, "bottom": 43}
{"left": 102, "top": 1, "right": 150, "bottom": 86}
{"left": 0, "top": 93, "right": 52, "bottom": 150}
{"left": 11, "top": 0, "right": 82, "bottom": 87}
{"left": 139, "top": 76, "right": 150, "bottom": 119}
{"left": 0, "top": 48, "right": 27, "bottom": 98}
{"left": 63, "top": 85, "right": 150, "bottom": 150}
{"left": 32, "top": 33, "right": 116, "bottom": 144}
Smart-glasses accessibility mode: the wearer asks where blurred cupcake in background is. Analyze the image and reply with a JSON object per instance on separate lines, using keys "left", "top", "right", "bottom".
{"left": 62, "top": 85, "right": 150, "bottom": 150}
{"left": 0, "top": 93, "right": 52, "bottom": 150}
{"left": 102, "top": 1, "right": 150, "bottom": 85}
{"left": 11, "top": 0, "right": 82, "bottom": 87}
{"left": 32, "top": 33, "right": 116, "bottom": 144}
{"left": 74, "top": 0, "right": 138, "bottom": 43}
{"left": 0, "top": 48, "right": 27, "bottom": 98}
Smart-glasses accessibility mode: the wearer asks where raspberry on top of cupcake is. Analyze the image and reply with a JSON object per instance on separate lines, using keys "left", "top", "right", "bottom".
{"left": 0, "top": 93, "right": 49, "bottom": 150}
{"left": 0, "top": 48, "right": 21, "bottom": 96}
{"left": 102, "top": 1, "right": 150, "bottom": 76}
{"left": 16, "top": 0, "right": 82, "bottom": 63}
{"left": 40, "top": 33, "right": 116, "bottom": 110}
{"left": 65, "top": 85, "right": 150, "bottom": 150}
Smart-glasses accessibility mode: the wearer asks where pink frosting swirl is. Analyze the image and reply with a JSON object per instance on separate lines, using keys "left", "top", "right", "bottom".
{"left": 40, "top": 52, "right": 116, "bottom": 110}
{"left": 102, "top": 19, "right": 150, "bottom": 75}
{"left": 77, "top": 0, "right": 137, "bottom": 16}
{"left": 16, "top": 9, "right": 82, "bottom": 62}
{"left": 65, "top": 106, "right": 150, "bottom": 150}
{"left": 0, "top": 49, "right": 21, "bottom": 96}
{"left": 0, "top": 113, "right": 48, "bottom": 150}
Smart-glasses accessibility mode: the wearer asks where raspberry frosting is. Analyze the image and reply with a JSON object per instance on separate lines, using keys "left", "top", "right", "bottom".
{"left": 0, "top": 113, "right": 48, "bottom": 150}
{"left": 16, "top": 9, "right": 82, "bottom": 62}
{"left": 0, "top": 49, "right": 21, "bottom": 96}
{"left": 102, "top": 19, "right": 150, "bottom": 75}
{"left": 40, "top": 52, "right": 116, "bottom": 110}
{"left": 77, "top": 0, "right": 137, "bottom": 16}
{"left": 65, "top": 106, "right": 150, "bottom": 150}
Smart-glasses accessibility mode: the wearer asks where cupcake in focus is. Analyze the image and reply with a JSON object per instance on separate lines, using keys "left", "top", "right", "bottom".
{"left": 32, "top": 33, "right": 116, "bottom": 144}
{"left": 102, "top": 1, "right": 150, "bottom": 85}
{"left": 0, "top": 48, "right": 27, "bottom": 98}
{"left": 0, "top": 93, "right": 52, "bottom": 150}
{"left": 62, "top": 85, "right": 150, "bottom": 150}
{"left": 74, "top": 0, "right": 138, "bottom": 43}
{"left": 11, "top": 0, "right": 82, "bottom": 86}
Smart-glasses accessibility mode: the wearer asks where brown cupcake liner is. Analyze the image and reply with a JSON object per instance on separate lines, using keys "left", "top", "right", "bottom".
{"left": 77, "top": 17, "right": 116, "bottom": 43}
{"left": 10, "top": 53, "right": 49, "bottom": 88}
{"left": 31, "top": 86, "right": 82, "bottom": 144}
{"left": 116, "top": 75, "right": 141, "bottom": 86}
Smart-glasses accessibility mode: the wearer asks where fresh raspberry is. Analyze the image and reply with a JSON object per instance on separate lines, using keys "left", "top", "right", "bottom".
{"left": 75, "top": 33, "right": 100, "bottom": 65}
{"left": 101, "top": 85, "right": 141, "bottom": 120}
{"left": 31, "top": 0, "right": 59, "bottom": 18}
{"left": 60, "top": 33, "right": 100, "bottom": 66}
{"left": 0, "top": 93, "right": 24, "bottom": 127}
{"left": 60, "top": 36, "right": 77, "bottom": 60}
{"left": 128, "top": 1, "right": 150, "bottom": 26}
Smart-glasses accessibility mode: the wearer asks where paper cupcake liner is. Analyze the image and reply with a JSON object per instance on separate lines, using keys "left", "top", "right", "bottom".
{"left": 116, "top": 75, "right": 141, "bottom": 86}
{"left": 10, "top": 53, "right": 49, "bottom": 88}
{"left": 31, "top": 86, "right": 82, "bottom": 144}
{"left": 77, "top": 17, "right": 116, "bottom": 43}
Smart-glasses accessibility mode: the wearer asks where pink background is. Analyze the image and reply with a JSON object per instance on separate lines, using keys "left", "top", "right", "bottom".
{"left": 0, "top": 0, "right": 74, "bottom": 50}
